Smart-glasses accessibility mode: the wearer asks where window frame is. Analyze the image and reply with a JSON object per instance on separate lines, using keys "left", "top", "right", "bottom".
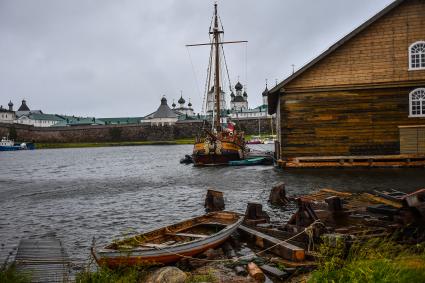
{"left": 409, "top": 88, "right": 425, "bottom": 118}
{"left": 409, "top": 41, "right": 425, "bottom": 71}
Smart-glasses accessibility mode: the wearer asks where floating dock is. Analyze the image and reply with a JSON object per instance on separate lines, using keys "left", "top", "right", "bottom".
{"left": 277, "top": 154, "right": 425, "bottom": 168}
{"left": 15, "top": 236, "right": 71, "bottom": 283}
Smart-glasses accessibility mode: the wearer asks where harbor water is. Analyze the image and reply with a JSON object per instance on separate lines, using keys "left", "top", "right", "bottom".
{"left": 1, "top": 144, "right": 424, "bottom": 265}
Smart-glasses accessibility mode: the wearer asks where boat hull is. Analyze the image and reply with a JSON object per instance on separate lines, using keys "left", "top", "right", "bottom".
{"left": 0, "top": 146, "right": 21, "bottom": 151}
{"left": 93, "top": 211, "right": 243, "bottom": 268}
{"left": 192, "top": 140, "right": 244, "bottom": 166}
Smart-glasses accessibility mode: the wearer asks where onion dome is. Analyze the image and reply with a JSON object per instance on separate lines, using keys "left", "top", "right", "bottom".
{"left": 262, "top": 86, "right": 269, "bottom": 96}
{"left": 235, "top": 81, "right": 243, "bottom": 91}
{"left": 172, "top": 100, "right": 176, "bottom": 108}
{"left": 8, "top": 101, "right": 13, "bottom": 107}
{"left": 243, "top": 91, "right": 248, "bottom": 97}
{"left": 188, "top": 100, "right": 192, "bottom": 107}
{"left": 161, "top": 96, "right": 168, "bottom": 105}
{"left": 230, "top": 91, "right": 235, "bottom": 98}
{"left": 178, "top": 95, "right": 185, "bottom": 104}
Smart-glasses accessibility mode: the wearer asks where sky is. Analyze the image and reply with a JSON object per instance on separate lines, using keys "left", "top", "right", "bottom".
{"left": 0, "top": 0, "right": 395, "bottom": 118}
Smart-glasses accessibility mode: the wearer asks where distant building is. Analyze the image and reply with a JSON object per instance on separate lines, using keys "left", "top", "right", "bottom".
{"left": 206, "top": 86, "right": 226, "bottom": 113}
{"left": 172, "top": 94, "right": 194, "bottom": 116}
{"left": 17, "top": 113, "right": 64, "bottom": 127}
{"left": 0, "top": 101, "right": 16, "bottom": 124}
{"left": 268, "top": 0, "right": 425, "bottom": 159}
{"left": 230, "top": 81, "right": 248, "bottom": 111}
{"left": 142, "top": 97, "right": 178, "bottom": 126}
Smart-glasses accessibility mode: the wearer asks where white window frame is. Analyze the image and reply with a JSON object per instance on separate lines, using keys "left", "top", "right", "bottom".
{"left": 409, "top": 88, "right": 425, "bottom": 118}
{"left": 409, "top": 41, "right": 425, "bottom": 71}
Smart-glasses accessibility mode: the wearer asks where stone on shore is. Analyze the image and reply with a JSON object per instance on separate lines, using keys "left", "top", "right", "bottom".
{"left": 145, "top": 266, "right": 187, "bottom": 283}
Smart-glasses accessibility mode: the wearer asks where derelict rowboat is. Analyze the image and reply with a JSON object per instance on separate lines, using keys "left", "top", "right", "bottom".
{"left": 91, "top": 211, "right": 243, "bottom": 268}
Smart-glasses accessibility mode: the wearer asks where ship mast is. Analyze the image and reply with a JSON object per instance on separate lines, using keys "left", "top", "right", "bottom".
{"left": 186, "top": 3, "right": 247, "bottom": 133}
{"left": 212, "top": 3, "right": 222, "bottom": 132}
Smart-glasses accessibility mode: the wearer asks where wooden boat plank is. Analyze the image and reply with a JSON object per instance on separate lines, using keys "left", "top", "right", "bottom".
{"left": 167, "top": 232, "right": 209, "bottom": 238}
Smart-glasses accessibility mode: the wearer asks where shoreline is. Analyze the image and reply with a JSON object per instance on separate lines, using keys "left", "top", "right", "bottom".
{"left": 36, "top": 139, "right": 195, "bottom": 149}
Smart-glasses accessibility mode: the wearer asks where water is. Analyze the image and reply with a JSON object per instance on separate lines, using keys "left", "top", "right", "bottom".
{"left": 0, "top": 145, "right": 424, "bottom": 265}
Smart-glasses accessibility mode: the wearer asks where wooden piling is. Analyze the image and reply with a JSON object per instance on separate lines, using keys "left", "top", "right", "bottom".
{"left": 204, "top": 189, "right": 225, "bottom": 212}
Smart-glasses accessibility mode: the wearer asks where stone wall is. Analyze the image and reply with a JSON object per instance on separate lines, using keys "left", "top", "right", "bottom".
{"left": 0, "top": 117, "right": 276, "bottom": 143}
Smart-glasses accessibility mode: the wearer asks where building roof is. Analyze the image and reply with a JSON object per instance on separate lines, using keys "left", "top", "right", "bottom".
{"left": 98, "top": 117, "right": 143, "bottom": 124}
{"left": 268, "top": 0, "right": 406, "bottom": 114}
{"left": 0, "top": 106, "right": 14, "bottom": 113}
{"left": 25, "top": 113, "right": 65, "bottom": 121}
{"left": 152, "top": 97, "right": 177, "bottom": 119}
{"left": 17, "top": 100, "right": 30, "bottom": 111}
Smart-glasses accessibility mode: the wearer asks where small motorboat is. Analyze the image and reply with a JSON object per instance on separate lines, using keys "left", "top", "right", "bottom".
{"left": 229, "top": 157, "right": 268, "bottom": 166}
{"left": 180, "top": 154, "right": 194, "bottom": 164}
{"left": 91, "top": 211, "right": 243, "bottom": 268}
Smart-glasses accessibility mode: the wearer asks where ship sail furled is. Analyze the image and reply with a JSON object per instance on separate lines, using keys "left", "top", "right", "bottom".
{"left": 187, "top": 3, "right": 247, "bottom": 165}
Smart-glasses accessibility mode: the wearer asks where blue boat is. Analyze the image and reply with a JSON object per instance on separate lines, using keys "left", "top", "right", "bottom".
{"left": 0, "top": 137, "right": 35, "bottom": 151}
{"left": 228, "top": 157, "right": 267, "bottom": 166}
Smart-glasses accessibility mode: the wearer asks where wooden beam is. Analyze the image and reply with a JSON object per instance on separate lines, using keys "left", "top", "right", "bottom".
{"left": 238, "top": 225, "right": 305, "bottom": 261}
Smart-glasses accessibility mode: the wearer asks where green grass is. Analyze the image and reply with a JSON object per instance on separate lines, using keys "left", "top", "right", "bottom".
{"left": 309, "top": 237, "right": 425, "bottom": 283}
{"left": 76, "top": 267, "right": 148, "bottom": 283}
{"left": 36, "top": 139, "right": 195, "bottom": 149}
{"left": 0, "top": 264, "right": 31, "bottom": 283}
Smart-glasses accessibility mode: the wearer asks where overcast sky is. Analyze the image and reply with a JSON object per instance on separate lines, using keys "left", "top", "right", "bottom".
{"left": 0, "top": 0, "right": 394, "bottom": 117}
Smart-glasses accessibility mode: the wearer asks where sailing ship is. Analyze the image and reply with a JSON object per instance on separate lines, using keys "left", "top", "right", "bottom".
{"left": 190, "top": 4, "right": 247, "bottom": 166}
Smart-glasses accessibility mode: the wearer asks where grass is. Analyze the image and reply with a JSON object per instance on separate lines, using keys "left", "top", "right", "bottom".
{"left": 309, "top": 237, "right": 425, "bottom": 283}
{"left": 76, "top": 266, "right": 149, "bottom": 283}
{"left": 36, "top": 139, "right": 195, "bottom": 149}
{"left": 0, "top": 264, "right": 31, "bottom": 283}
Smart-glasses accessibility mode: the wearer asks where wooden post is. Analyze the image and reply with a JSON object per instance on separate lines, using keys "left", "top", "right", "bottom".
{"left": 325, "top": 196, "right": 343, "bottom": 212}
{"left": 204, "top": 189, "right": 225, "bottom": 212}
{"left": 269, "top": 183, "right": 289, "bottom": 206}
{"left": 244, "top": 203, "right": 270, "bottom": 225}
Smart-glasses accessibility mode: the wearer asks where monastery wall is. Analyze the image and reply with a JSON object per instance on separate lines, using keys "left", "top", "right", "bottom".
{"left": 0, "top": 118, "right": 276, "bottom": 143}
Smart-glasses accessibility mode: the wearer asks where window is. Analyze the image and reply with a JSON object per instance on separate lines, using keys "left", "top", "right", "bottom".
{"left": 410, "top": 88, "right": 425, "bottom": 117}
{"left": 409, "top": 41, "right": 425, "bottom": 70}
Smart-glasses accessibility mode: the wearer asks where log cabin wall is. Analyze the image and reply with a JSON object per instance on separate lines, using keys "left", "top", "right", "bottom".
{"left": 276, "top": 0, "right": 425, "bottom": 158}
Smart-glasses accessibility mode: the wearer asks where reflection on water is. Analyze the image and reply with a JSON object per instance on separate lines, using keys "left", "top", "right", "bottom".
{"left": 0, "top": 145, "right": 424, "bottom": 263}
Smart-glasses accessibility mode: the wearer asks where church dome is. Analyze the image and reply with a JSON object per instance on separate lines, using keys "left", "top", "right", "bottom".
{"left": 230, "top": 91, "right": 235, "bottom": 98}
{"left": 178, "top": 95, "right": 185, "bottom": 104}
{"left": 161, "top": 96, "right": 168, "bottom": 105}
{"left": 172, "top": 101, "right": 176, "bottom": 108}
{"left": 235, "top": 81, "right": 243, "bottom": 91}
{"left": 243, "top": 91, "right": 248, "bottom": 97}
{"left": 188, "top": 101, "right": 192, "bottom": 107}
{"left": 8, "top": 101, "right": 13, "bottom": 107}
{"left": 262, "top": 86, "right": 269, "bottom": 96}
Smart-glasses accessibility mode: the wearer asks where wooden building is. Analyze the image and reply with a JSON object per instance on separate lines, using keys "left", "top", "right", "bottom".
{"left": 268, "top": 0, "right": 425, "bottom": 167}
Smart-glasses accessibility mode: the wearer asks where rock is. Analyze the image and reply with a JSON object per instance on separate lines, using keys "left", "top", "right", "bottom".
{"left": 145, "top": 266, "right": 187, "bottom": 283}
{"left": 203, "top": 248, "right": 224, "bottom": 260}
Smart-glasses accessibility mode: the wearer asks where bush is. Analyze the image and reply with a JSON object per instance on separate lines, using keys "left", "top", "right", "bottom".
{"left": 0, "top": 264, "right": 30, "bottom": 283}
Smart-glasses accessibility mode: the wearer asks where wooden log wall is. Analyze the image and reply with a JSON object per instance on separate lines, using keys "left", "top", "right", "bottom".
{"left": 280, "top": 86, "right": 425, "bottom": 157}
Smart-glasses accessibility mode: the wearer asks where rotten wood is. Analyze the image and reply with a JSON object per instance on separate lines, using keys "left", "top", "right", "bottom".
{"left": 238, "top": 225, "right": 305, "bottom": 262}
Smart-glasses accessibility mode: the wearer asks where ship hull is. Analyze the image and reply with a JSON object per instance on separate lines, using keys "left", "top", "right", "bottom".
{"left": 193, "top": 140, "right": 244, "bottom": 166}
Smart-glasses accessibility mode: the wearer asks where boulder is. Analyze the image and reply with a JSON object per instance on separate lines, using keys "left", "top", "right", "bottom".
{"left": 145, "top": 266, "right": 187, "bottom": 283}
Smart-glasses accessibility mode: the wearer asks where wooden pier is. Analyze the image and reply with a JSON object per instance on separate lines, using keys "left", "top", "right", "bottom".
{"left": 15, "top": 236, "right": 71, "bottom": 283}
{"left": 278, "top": 154, "right": 425, "bottom": 168}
